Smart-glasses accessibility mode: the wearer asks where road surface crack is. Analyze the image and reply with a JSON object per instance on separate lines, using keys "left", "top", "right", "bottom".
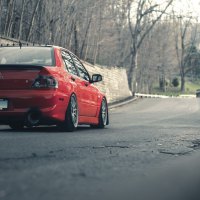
{"left": 189, "top": 139, "right": 200, "bottom": 150}
{"left": 75, "top": 145, "right": 130, "bottom": 149}
{"left": 0, "top": 153, "right": 54, "bottom": 162}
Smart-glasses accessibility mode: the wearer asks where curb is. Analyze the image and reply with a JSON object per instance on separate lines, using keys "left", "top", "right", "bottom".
{"left": 108, "top": 96, "right": 138, "bottom": 109}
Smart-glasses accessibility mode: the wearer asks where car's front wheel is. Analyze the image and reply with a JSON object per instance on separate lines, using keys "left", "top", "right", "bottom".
{"left": 91, "top": 98, "right": 108, "bottom": 129}
{"left": 59, "top": 94, "right": 78, "bottom": 132}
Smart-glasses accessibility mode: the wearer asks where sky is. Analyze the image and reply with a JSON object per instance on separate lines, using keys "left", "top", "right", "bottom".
{"left": 155, "top": 0, "right": 200, "bottom": 20}
{"left": 174, "top": 0, "right": 200, "bottom": 14}
{"left": 173, "top": 0, "right": 200, "bottom": 16}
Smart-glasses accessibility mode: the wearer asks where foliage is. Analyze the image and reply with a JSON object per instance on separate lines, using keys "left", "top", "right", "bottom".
{"left": 153, "top": 78, "right": 200, "bottom": 96}
{"left": 172, "top": 77, "right": 179, "bottom": 87}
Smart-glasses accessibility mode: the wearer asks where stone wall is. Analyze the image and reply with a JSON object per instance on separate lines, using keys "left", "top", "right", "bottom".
{"left": 0, "top": 36, "right": 132, "bottom": 103}
{"left": 0, "top": 36, "right": 22, "bottom": 45}
{"left": 83, "top": 62, "right": 131, "bottom": 103}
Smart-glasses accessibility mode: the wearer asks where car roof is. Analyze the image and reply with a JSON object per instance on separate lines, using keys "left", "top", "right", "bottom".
{"left": 0, "top": 44, "right": 70, "bottom": 52}
{"left": 0, "top": 44, "right": 77, "bottom": 58}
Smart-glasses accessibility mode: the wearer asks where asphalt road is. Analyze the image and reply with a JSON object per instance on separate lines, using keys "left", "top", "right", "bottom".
{"left": 1, "top": 98, "right": 200, "bottom": 200}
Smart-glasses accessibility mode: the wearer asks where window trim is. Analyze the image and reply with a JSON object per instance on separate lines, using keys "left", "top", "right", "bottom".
{"left": 69, "top": 51, "right": 91, "bottom": 82}
{"left": 61, "top": 49, "right": 79, "bottom": 76}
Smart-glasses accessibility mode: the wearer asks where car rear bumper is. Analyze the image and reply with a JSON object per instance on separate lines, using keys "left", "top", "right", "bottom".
{"left": 0, "top": 90, "right": 69, "bottom": 125}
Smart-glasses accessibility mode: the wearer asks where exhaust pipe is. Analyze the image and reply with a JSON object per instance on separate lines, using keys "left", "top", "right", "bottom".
{"left": 25, "top": 109, "right": 41, "bottom": 127}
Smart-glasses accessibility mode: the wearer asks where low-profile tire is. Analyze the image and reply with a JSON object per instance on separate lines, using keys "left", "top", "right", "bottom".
{"left": 9, "top": 122, "right": 24, "bottom": 130}
{"left": 91, "top": 98, "right": 108, "bottom": 129}
{"left": 59, "top": 94, "right": 78, "bottom": 132}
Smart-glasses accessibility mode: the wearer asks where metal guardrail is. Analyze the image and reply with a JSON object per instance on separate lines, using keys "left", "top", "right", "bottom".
{"left": 108, "top": 96, "right": 137, "bottom": 109}
{"left": 135, "top": 93, "right": 196, "bottom": 99}
{"left": 108, "top": 92, "right": 197, "bottom": 110}
{"left": 179, "top": 94, "right": 196, "bottom": 98}
{"left": 135, "top": 93, "right": 169, "bottom": 98}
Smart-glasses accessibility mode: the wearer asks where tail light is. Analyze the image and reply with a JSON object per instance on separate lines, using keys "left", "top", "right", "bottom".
{"left": 32, "top": 75, "right": 58, "bottom": 89}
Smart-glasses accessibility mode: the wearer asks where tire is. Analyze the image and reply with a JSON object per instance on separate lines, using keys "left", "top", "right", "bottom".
{"left": 9, "top": 122, "right": 24, "bottom": 130}
{"left": 91, "top": 98, "right": 108, "bottom": 129}
{"left": 59, "top": 94, "right": 78, "bottom": 132}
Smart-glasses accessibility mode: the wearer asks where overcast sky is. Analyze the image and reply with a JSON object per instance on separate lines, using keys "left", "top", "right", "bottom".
{"left": 155, "top": 0, "right": 200, "bottom": 19}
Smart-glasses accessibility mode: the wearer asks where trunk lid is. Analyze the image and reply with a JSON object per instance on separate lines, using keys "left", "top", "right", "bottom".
{"left": 0, "top": 65, "right": 42, "bottom": 90}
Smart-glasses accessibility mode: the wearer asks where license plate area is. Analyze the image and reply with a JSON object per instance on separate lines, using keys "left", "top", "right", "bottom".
{"left": 0, "top": 99, "right": 8, "bottom": 110}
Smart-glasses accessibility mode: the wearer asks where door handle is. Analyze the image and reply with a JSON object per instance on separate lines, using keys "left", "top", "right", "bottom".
{"left": 84, "top": 82, "right": 89, "bottom": 87}
{"left": 71, "top": 77, "right": 75, "bottom": 82}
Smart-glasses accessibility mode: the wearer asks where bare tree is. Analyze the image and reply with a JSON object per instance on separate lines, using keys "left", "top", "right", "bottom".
{"left": 26, "top": 0, "right": 42, "bottom": 41}
{"left": 173, "top": 11, "right": 198, "bottom": 92}
{"left": 0, "top": 0, "right": 3, "bottom": 33}
{"left": 18, "top": 0, "right": 26, "bottom": 40}
{"left": 3, "top": 0, "right": 16, "bottom": 36}
{"left": 175, "top": 16, "right": 191, "bottom": 92}
{"left": 127, "top": 0, "right": 174, "bottom": 92}
{"left": 80, "top": 12, "right": 93, "bottom": 59}
{"left": 7, "top": 0, "right": 16, "bottom": 36}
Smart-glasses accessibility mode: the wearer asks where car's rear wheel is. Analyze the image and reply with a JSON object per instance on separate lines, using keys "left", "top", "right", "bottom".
{"left": 9, "top": 122, "right": 24, "bottom": 130}
{"left": 91, "top": 98, "right": 108, "bottom": 129}
{"left": 59, "top": 94, "right": 78, "bottom": 132}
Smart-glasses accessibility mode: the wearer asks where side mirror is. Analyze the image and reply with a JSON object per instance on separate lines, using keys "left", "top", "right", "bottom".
{"left": 90, "top": 74, "right": 102, "bottom": 83}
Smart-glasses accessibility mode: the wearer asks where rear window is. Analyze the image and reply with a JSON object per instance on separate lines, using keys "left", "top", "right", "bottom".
{"left": 0, "top": 47, "right": 55, "bottom": 66}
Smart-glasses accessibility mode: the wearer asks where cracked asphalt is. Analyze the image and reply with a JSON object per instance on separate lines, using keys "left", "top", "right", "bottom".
{"left": 1, "top": 98, "right": 200, "bottom": 200}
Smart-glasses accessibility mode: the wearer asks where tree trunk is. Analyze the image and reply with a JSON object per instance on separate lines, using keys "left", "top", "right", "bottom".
{"left": 26, "top": 0, "right": 41, "bottom": 41}
{"left": 80, "top": 14, "right": 92, "bottom": 59}
{"left": 4, "top": 0, "right": 13, "bottom": 36}
{"left": 74, "top": 21, "right": 79, "bottom": 56}
{"left": 18, "top": 0, "right": 26, "bottom": 40}
{"left": 66, "top": 22, "right": 74, "bottom": 49}
{"left": 180, "top": 76, "right": 185, "bottom": 92}
{"left": 6, "top": 0, "right": 16, "bottom": 37}
{"left": 128, "top": 51, "right": 137, "bottom": 93}
{"left": 180, "top": 67, "right": 185, "bottom": 92}
{"left": 0, "top": 0, "right": 2, "bottom": 33}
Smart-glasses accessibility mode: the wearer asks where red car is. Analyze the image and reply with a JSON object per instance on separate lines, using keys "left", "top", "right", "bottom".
{"left": 0, "top": 45, "right": 109, "bottom": 131}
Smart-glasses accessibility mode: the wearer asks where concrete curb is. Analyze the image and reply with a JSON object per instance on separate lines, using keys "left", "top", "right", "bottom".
{"left": 108, "top": 96, "right": 138, "bottom": 109}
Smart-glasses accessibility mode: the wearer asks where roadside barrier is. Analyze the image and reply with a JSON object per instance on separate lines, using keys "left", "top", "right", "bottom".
{"left": 135, "top": 93, "right": 196, "bottom": 99}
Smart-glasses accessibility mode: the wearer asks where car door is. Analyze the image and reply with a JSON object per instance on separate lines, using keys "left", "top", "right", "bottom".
{"left": 69, "top": 52, "right": 99, "bottom": 117}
